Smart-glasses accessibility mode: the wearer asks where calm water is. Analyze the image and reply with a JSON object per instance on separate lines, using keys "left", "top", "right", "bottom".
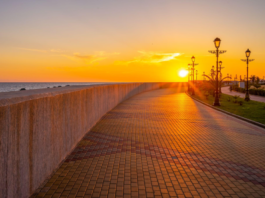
{"left": 0, "top": 82, "right": 110, "bottom": 93}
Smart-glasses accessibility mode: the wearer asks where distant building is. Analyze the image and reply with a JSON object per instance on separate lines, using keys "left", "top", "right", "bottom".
{"left": 225, "top": 81, "right": 238, "bottom": 86}
{"left": 238, "top": 82, "right": 245, "bottom": 88}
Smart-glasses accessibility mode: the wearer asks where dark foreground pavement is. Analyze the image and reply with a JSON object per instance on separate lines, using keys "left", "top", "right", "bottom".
{"left": 31, "top": 88, "right": 265, "bottom": 198}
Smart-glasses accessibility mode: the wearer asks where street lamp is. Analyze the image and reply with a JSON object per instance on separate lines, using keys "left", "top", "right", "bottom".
{"left": 241, "top": 49, "right": 254, "bottom": 101}
{"left": 219, "top": 61, "right": 225, "bottom": 94}
{"left": 187, "top": 64, "right": 191, "bottom": 92}
{"left": 211, "top": 66, "right": 215, "bottom": 78}
{"left": 189, "top": 56, "right": 198, "bottom": 95}
{"left": 196, "top": 70, "right": 198, "bottom": 85}
{"left": 209, "top": 37, "right": 226, "bottom": 106}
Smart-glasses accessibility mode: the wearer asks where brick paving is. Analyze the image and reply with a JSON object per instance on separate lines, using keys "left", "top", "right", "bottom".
{"left": 31, "top": 88, "right": 265, "bottom": 198}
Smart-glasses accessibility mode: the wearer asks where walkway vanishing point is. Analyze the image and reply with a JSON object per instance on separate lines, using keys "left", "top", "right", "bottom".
{"left": 31, "top": 88, "right": 265, "bottom": 198}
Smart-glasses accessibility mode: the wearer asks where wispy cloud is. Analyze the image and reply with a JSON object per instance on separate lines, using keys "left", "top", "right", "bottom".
{"left": 50, "top": 49, "right": 64, "bottom": 53}
{"left": 61, "top": 51, "right": 119, "bottom": 65}
{"left": 115, "top": 51, "right": 182, "bottom": 65}
{"left": 17, "top": 47, "right": 119, "bottom": 65}
{"left": 17, "top": 47, "right": 47, "bottom": 53}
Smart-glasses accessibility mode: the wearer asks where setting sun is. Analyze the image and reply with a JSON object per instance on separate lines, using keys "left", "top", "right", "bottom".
{"left": 179, "top": 70, "right": 188, "bottom": 78}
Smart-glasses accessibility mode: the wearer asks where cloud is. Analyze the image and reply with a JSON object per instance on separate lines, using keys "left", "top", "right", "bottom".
{"left": 115, "top": 51, "right": 182, "bottom": 65}
{"left": 61, "top": 51, "right": 119, "bottom": 65}
{"left": 17, "top": 47, "right": 119, "bottom": 65}
{"left": 17, "top": 48, "right": 47, "bottom": 53}
{"left": 72, "top": 52, "right": 106, "bottom": 64}
{"left": 50, "top": 49, "right": 64, "bottom": 53}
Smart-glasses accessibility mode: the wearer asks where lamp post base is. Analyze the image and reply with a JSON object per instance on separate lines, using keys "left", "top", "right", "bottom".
{"left": 245, "top": 93, "right": 250, "bottom": 101}
{"left": 213, "top": 102, "right": 221, "bottom": 106}
{"left": 213, "top": 90, "right": 220, "bottom": 106}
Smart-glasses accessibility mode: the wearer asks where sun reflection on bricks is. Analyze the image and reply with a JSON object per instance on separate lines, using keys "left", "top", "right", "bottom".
{"left": 31, "top": 89, "right": 265, "bottom": 198}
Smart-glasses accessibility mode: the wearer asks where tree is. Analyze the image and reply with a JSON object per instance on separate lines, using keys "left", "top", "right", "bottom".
{"left": 250, "top": 75, "right": 256, "bottom": 83}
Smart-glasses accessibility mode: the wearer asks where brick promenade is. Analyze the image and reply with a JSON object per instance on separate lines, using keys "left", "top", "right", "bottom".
{"left": 31, "top": 88, "right": 265, "bottom": 198}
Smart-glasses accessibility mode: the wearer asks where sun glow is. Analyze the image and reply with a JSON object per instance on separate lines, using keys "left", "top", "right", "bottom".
{"left": 178, "top": 70, "right": 188, "bottom": 78}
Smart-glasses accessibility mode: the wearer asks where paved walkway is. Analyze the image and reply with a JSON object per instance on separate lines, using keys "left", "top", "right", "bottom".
{"left": 222, "top": 86, "right": 265, "bottom": 103}
{"left": 31, "top": 88, "right": 265, "bottom": 198}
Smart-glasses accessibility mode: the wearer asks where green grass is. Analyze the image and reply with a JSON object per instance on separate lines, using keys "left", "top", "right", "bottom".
{"left": 192, "top": 92, "right": 265, "bottom": 125}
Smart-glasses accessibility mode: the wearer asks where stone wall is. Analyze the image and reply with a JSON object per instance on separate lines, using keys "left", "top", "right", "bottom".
{"left": 0, "top": 82, "right": 185, "bottom": 198}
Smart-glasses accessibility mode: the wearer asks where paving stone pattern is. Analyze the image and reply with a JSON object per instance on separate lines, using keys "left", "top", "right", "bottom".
{"left": 31, "top": 88, "right": 265, "bottom": 198}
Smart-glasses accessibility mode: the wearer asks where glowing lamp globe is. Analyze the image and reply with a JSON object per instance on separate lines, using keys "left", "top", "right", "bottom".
{"left": 214, "top": 37, "right": 221, "bottom": 48}
{"left": 246, "top": 49, "right": 251, "bottom": 58}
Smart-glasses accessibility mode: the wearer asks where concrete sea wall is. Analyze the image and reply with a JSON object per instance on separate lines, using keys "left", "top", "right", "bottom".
{"left": 0, "top": 82, "right": 185, "bottom": 198}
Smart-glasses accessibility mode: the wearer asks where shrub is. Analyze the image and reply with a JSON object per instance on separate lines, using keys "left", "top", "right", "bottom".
{"left": 232, "top": 87, "right": 245, "bottom": 93}
{"left": 232, "top": 83, "right": 265, "bottom": 97}
{"left": 233, "top": 95, "right": 240, "bottom": 103}
{"left": 249, "top": 89, "right": 265, "bottom": 96}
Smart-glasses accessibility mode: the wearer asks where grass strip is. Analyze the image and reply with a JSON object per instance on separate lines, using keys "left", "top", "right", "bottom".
{"left": 191, "top": 92, "right": 265, "bottom": 125}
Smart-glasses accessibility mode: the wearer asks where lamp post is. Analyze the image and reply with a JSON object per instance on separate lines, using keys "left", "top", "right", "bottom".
{"left": 219, "top": 61, "right": 224, "bottom": 94}
{"left": 189, "top": 56, "right": 198, "bottom": 95}
{"left": 241, "top": 49, "right": 254, "bottom": 101}
{"left": 211, "top": 66, "right": 215, "bottom": 79}
{"left": 187, "top": 64, "right": 191, "bottom": 92}
{"left": 209, "top": 37, "right": 226, "bottom": 106}
{"left": 196, "top": 70, "right": 198, "bottom": 86}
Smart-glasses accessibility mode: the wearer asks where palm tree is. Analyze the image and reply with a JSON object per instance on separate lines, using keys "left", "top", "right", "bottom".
{"left": 250, "top": 75, "right": 256, "bottom": 83}
{"left": 202, "top": 72, "right": 231, "bottom": 96}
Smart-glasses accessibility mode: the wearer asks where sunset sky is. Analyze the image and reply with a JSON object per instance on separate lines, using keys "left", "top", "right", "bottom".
{"left": 0, "top": 0, "right": 264, "bottom": 82}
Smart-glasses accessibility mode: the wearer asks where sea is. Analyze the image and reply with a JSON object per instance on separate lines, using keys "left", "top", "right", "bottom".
{"left": 0, "top": 82, "right": 110, "bottom": 93}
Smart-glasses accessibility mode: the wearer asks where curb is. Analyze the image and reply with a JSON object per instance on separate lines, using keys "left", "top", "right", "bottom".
{"left": 186, "top": 92, "right": 265, "bottom": 129}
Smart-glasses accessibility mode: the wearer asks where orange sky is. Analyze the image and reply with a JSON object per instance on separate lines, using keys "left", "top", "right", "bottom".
{"left": 0, "top": 0, "right": 264, "bottom": 82}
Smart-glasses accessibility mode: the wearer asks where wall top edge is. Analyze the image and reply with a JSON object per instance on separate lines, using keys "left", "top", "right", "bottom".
{"left": 0, "top": 82, "right": 164, "bottom": 107}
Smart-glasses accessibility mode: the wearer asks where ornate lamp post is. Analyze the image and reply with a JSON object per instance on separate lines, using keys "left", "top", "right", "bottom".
{"left": 219, "top": 61, "right": 224, "bottom": 94}
{"left": 196, "top": 70, "right": 198, "bottom": 85}
{"left": 187, "top": 64, "right": 191, "bottom": 92}
{"left": 211, "top": 66, "right": 215, "bottom": 78}
{"left": 241, "top": 49, "right": 254, "bottom": 101}
{"left": 209, "top": 38, "right": 226, "bottom": 106}
{"left": 190, "top": 56, "right": 198, "bottom": 95}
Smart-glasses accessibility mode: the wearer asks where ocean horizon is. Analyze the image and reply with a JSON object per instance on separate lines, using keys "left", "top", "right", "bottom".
{"left": 0, "top": 82, "right": 112, "bottom": 93}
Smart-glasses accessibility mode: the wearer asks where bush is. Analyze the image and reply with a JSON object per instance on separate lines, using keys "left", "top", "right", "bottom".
{"left": 231, "top": 83, "right": 265, "bottom": 97}
{"left": 249, "top": 89, "right": 265, "bottom": 96}
{"left": 232, "top": 87, "right": 245, "bottom": 93}
{"left": 233, "top": 95, "right": 240, "bottom": 103}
